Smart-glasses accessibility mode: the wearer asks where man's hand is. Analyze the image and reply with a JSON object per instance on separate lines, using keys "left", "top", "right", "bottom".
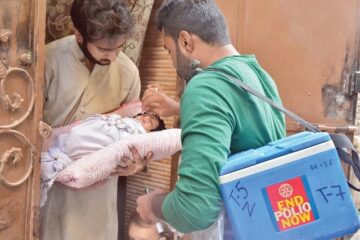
{"left": 136, "top": 188, "right": 167, "bottom": 225}
{"left": 112, "top": 147, "right": 153, "bottom": 176}
{"left": 142, "top": 84, "right": 180, "bottom": 117}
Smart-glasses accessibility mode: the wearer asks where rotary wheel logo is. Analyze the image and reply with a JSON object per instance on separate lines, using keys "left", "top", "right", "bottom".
{"left": 278, "top": 183, "right": 293, "bottom": 198}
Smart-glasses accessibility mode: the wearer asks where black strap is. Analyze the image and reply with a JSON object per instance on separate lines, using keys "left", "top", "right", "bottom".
{"left": 201, "top": 67, "right": 360, "bottom": 191}
{"left": 329, "top": 133, "right": 360, "bottom": 191}
{"left": 203, "top": 67, "right": 321, "bottom": 132}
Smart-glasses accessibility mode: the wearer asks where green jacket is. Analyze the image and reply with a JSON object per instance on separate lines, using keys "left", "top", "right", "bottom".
{"left": 162, "top": 55, "right": 286, "bottom": 233}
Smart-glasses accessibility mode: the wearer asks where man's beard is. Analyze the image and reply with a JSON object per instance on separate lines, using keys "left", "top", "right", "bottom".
{"left": 79, "top": 39, "right": 111, "bottom": 66}
{"left": 176, "top": 46, "right": 200, "bottom": 82}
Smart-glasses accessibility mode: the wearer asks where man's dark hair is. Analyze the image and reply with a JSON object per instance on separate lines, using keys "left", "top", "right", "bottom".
{"left": 156, "top": 0, "right": 231, "bottom": 46}
{"left": 134, "top": 112, "right": 166, "bottom": 132}
{"left": 71, "top": 0, "right": 134, "bottom": 42}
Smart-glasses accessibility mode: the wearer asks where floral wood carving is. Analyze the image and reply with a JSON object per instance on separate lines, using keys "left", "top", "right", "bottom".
{"left": 38, "top": 121, "right": 52, "bottom": 140}
{"left": 0, "top": 68, "right": 35, "bottom": 129}
{"left": 18, "top": 52, "right": 32, "bottom": 67}
{"left": 46, "top": 0, "right": 74, "bottom": 43}
{"left": 0, "top": 130, "right": 35, "bottom": 187}
{"left": 1, "top": 147, "right": 24, "bottom": 165}
{"left": 122, "top": 0, "right": 155, "bottom": 65}
{"left": 0, "top": 29, "right": 11, "bottom": 44}
{"left": 1, "top": 93, "right": 24, "bottom": 113}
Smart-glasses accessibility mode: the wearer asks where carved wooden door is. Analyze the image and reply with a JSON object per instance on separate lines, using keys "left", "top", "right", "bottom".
{"left": 0, "top": 0, "right": 45, "bottom": 239}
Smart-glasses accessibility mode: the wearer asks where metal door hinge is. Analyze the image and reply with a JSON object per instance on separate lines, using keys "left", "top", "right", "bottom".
{"left": 317, "top": 124, "right": 358, "bottom": 134}
{"left": 287, "top": 122, "right": 358, "bottom": 134}
{"left": 345, "top": 71, "right": 360, "bottom": 96}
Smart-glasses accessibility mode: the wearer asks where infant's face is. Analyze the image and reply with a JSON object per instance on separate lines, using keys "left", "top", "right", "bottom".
{"left": 128, "top": 224, "right": 160, "bottom": 240}
{"left": 135, "top": 113, "right": 160, "bottom": 132}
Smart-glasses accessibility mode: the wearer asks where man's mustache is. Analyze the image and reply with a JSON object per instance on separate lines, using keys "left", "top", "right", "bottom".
{"left": 98, "top": 59, "right": 111, "bottom": 65}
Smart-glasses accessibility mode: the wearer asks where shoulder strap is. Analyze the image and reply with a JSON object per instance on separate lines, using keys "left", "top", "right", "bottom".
{"left": 203, "top": 67, "right": 320, "bottom": 132}
{"left": 329, "top": 133, "right": 360, "bottom": 191}
{"left": 202, "top": 67, "right": 360, "bottom": 191}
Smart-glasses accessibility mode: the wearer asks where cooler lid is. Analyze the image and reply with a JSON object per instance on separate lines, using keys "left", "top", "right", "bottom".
{"left": 220, "top": 131, "right": 331, "bottom": 175}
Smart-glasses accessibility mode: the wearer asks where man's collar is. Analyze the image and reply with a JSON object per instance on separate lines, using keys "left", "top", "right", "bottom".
{"left": 70, "top": 35, "right": 86, "bottom": 62}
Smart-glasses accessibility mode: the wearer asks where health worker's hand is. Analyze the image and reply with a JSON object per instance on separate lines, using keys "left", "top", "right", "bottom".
{"left": 142, "top": 84, "right": 180, "bottom": 117}
{"left": 136, "top": 188, "right": 167, "bottom": 225}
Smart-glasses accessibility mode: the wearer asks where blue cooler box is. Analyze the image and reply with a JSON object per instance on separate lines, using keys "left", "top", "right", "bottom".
{"left": 220, "top": 131, "right": 360, "bottom": 240}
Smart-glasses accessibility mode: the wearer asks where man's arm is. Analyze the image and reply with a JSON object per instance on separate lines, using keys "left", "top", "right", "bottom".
{"left": 137, "top": 75, "right": 235, "bottom": 233}
{"left": 161, "top": 79, "right": 234, "bottom": 233}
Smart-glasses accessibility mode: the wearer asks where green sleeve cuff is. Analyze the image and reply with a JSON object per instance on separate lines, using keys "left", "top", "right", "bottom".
{"left": 162, "top": 188, "right": 221, "bottom": 233}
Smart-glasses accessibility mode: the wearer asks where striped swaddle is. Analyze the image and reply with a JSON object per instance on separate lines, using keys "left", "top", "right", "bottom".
{"left": 40, "top": 103, "right": 182, "bottom": 207}
{"left": 55, "top": 128, "right": 182, "bottom": 188}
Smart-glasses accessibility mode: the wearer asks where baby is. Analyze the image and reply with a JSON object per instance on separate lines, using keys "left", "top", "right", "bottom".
{"left": 128, "top": 211, "right": 174, "bottom": 240}
{"left": 40, "top": 112, "right": 166, "bottom": 206}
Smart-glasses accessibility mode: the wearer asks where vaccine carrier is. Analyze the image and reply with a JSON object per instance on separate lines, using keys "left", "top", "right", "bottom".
{"left": 220, "top": 131, "right": 360, "bottom": 240}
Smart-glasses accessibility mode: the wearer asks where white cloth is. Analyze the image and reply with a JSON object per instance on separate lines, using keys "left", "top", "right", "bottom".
{"left": 345, "top": 228, "right": 360, "bottom": 240}
{"left": 41, "top": 114, "right": 146, "bottom": 207}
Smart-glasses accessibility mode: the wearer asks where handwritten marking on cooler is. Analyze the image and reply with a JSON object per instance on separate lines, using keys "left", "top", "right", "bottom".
{"left": 229, "top": 181, "right": 256, "bottom": 217}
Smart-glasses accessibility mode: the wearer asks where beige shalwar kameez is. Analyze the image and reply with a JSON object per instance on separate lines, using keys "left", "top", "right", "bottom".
{"left": 41, "top": 35, "right": 141, "bottom": 240}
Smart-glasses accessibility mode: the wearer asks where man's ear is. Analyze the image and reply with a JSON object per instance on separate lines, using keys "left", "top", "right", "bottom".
{"left": 74, "top": 28, "right": 84, "bottom": 44}
{"left": 178, "top": 30, "right": 193, "bottom": 54}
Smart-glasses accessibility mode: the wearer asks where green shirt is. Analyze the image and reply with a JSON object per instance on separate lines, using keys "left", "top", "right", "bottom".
{"left": 162, "top": 55, "right": 286, "bottom": 233}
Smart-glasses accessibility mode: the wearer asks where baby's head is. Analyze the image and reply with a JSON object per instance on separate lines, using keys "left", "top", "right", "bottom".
{"left": 133, "top": 112, "right": 166, "bottom": 132}
{"left": 128, "top": 211, "right": 173, "bottom": 240}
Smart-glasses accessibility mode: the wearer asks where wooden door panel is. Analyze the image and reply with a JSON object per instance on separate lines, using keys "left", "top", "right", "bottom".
{"left": 215, "top": 0, "right": 240, "bottom": 47}
{"left": 217, "top": 0, "right": 360, "bottom": 132}
{"left": 0, "top": 0, "right": 45, "bottom": 239}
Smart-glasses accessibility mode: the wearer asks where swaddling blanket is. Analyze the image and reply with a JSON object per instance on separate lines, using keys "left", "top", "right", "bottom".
{"left": 41, "top": 114, "right": 147, "bottom": 206}
{"left": 56, "top": 128, "right": 182, "bottom": 189}
{"left": 40, "top": 113, "right": 182, "bottom": 207}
